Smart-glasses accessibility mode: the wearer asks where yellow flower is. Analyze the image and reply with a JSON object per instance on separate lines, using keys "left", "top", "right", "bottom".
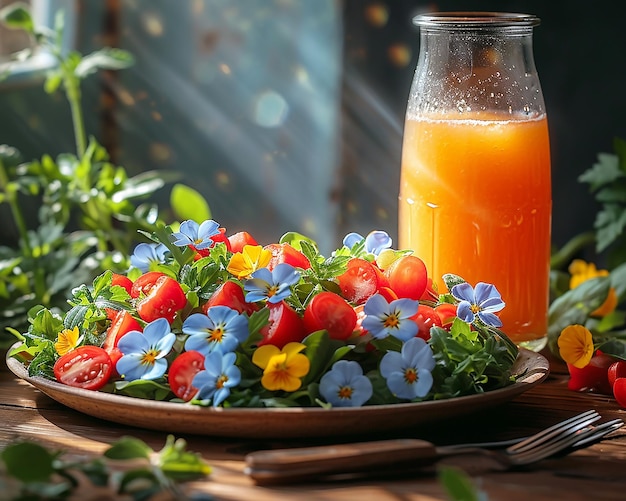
{"left": 558, "top": 324, "right": 594, "bottom": 368}
{"left": 568, "top": 259, "right": 618, "bottom": 317}
{"left": 54, "top": 326, "right": 82, "bottom": 356}
{"left": 252, "top": 342, "right": 310, "bottom": 392}
{"left": 226, "top": 245, "right": 271, "bottom": 279}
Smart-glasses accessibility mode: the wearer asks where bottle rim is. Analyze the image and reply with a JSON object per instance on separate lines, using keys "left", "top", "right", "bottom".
{"left": 413, "top": 12, "right": 540, "bottom": 29}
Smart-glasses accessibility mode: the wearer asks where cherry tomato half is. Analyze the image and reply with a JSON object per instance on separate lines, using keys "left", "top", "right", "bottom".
{"left": 136, "top": 275, "right": 187, "bottom": 324}
{"left": 53, "top": 346, "right": 113, "bottom": 390}
{"left": 168, "top": 350, "right": 205, "bottom": 402}
{"left": 258, "top": 300, "right": 306, "bottom": 348}
{"left": 102, "top": 309, "right": 142, "bottom": 352}
{"left": 228, "top": 231, "right": 259, "bottom": 254}
{"left": 130, "top": 271, "right": 167, "bottom": 298}
{"left": 336, "top": 258, "right": 380, "bottom": 305}
{"left": 264, "top": 243, "right": 311, "bottom": 271}
{"left": 303, "top": 291, "right": 357, "bottom": 340}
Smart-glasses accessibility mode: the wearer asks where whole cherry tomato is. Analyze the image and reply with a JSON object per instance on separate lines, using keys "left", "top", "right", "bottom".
{"left": 336, "top": 258, "right": 380, "bottom": 304}
{"left": 303, "top": 291, "right": 357, "bottom": 340}
{"left": 168, "top": 350, "right": 205, "bottom": 402}
{"left": 136, "top": 275, "right": 187, "bottom": 324}
{"left": 228, "top": 231, "right": 259, "bottom": 253}
{"left": 411, "top": 304, "right": 442, "bottom": 341}
{"left": 53, "top": 346, "right": 113, "bottom": 390}
{"left": 111, "top": 273, "right": 133, "bottom": 295}
{"left": 385, "top": 255, "right": 428, "bottom": 300}
{"left": 608, "top": 360, "right": 626, "bottom": 387}
{"left": 612, "top": 378, "right": 626, "bottom": 408}
{"left": 202, "top": 280, "right": 258, "bottom": 316}
{"left": 264, "top": 243, "right": 311, "bottom": 271}
{"left": 258, "top": 301, "right": 306, "bottom": 348}
{"left": 566, "top": 351, "right": 615, "bottom": 395}
{"left": 102, "top": 309, "right": 142, "bottom": 352}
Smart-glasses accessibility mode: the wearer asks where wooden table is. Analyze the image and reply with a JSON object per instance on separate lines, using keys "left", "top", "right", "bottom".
{"left": 2, "top": 351, "right": 625, "bottom": 501}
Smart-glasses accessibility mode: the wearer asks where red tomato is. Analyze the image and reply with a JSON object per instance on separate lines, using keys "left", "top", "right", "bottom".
{"left": 108, "top": 347, "right": 123, "bottom": 377}
{"left": 434, "top": 303, "right": 458, "bottom": 328}
{"left": 336, "top": 258, "right": 380, "bottom": 305}
{"left": 111, "top": 273, "right": 133, "bottom": 295}
{"left": 378, "top": 286, "right": 398, "bottom": 303}
{"left": 613, "top": 378, "right": 626, "bottom": 408}
{"left": 208, "top": 227, "right": 232, "bottom": 252}
{"left": 608, "top": 360, "right": 626, "bottom": 387}
{"left": 385, "top": 255, "right": 428, "bottom": 300}
{"left": 566, "top": 352, "right": 615, "bottom": 395}
{"left": 228, "top": 231, "right": 258, "bottom": 253}
{"left": 258, "top": 301, "right": 306, "bottom": 348}
{"left": 136, "top": 275, "right": 187, "bottom": 324}
{"left": 202, "top": 281, "right": 258, "bottom": 316}
{"left": 303, "top": 291, "right": 357, "bottom": 340}
{"left": 168, "top": 350, "right": 205, "bottom": 402}
{"left": 103, "top": 310, "right": 142, "bottom": 352}
{"left": 411, "top": 304, "right": 442, "bottom": 341}
{"left": 264, "top": 243, "right": 311, "bottom": 271}
{"left": 420, "top": 277, "right": 439, "bottom": 302}
{"left": 53, "top": 346, "right": 113, "bottom": 390}
{"left": 130, "top": 271, "right": 167, "bottom": 298}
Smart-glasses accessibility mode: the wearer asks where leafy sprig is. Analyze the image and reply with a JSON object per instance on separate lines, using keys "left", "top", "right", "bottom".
{"left": 0, "top": 435, "right": 211, "bottom": 500}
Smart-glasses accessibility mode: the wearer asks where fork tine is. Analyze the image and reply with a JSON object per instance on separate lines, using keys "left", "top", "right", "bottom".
{"left": 509, "top": 418, "right": 624, "bottom": 465}
{"left": 507, "top": 410, "right": 600, "bottom": 453}
{"left": 571, "top": 418, "right": 624, "bottom": 448}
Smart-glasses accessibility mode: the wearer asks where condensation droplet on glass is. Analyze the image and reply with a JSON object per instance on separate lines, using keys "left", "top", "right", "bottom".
{"left": 252, "top": 90, "right": 289, "bottom": 128}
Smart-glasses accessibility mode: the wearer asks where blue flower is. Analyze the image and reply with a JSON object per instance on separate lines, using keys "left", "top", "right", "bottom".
{"left": 182, "top": 306, "right": 249, "bottom": 355}
{"left": 343, "top": 230, "right": 392, "bottom": 256}
{"left": 192, "top": 351, "right": 241, "bottom": 407}
{"left": 319, "top": 360, "right": 373, "bottom": 408}
{"left": 130, "top": 242, "right": 168, "bottom": 272}
{"left": 361, "top": 293, "right": 419, "bottom": 341}
{"left": 451, "top": 282, "right": 505, "bottom": 328}
{"left": 380, "top": 337, "right": 435, "bottom": 400}
{"left": 171, "top": 219, "right": 221, "bottom": 250}
{"left": 243, "top": 263, "right": 300, "bottom": 304}
{"left": 116, "top": 318, "right": 176, "bottom": 381}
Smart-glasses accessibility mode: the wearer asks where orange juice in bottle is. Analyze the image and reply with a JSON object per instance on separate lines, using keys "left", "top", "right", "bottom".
{"left": 400, "top": 13, "right": 551, "bottom": 349}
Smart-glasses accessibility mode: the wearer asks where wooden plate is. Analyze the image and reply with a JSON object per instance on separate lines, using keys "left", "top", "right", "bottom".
{"left": 6, "top": 344, "right": 549, "bottom": 439}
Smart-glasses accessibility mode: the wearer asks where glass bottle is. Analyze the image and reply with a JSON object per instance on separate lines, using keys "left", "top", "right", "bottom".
{"left": 398, "top": 12, "right": 551, "bottom": 350}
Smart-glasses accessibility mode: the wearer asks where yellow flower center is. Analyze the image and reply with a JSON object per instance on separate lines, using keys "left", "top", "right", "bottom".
{"left": 404, "top": 368, "right": 418, "bottom": 384}
{"left": 141, "top": 349, "right": 159, "bottom": 366}
{"left": 338, "top": 386, "right": 353, "bottom": 399}
{"left": 383, "top": 314, "right": 399, "bottom": 329}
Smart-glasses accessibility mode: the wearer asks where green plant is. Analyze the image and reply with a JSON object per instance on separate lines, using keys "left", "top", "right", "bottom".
{"left": 0, "top": 3, "right": 210, "bottom": 346}
{"left": 0, "top": 435, "right": 212, "bottom": 500}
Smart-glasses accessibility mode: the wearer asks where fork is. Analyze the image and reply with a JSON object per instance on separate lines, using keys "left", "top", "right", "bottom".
{"left": 244, "top": 410, "right": 624, "bottom": 485}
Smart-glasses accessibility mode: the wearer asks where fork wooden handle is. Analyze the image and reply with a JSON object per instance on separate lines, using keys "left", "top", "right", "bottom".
{"left": 245, "top": 439, "right": 438, "bottom": 484}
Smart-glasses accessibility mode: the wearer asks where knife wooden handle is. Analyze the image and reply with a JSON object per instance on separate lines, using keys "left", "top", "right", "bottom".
{"left": 245, "top": 438, "right": 438, "bottom": 484}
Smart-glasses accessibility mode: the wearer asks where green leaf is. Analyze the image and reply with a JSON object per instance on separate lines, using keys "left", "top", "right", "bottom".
{"left": 170, "top": 183, "right": 211, "bottom": 222}
{"left": 0, "top": 2, "right": 34, "bottom": 32}
{"left": 75, "top": 48, "right": 135, "bottom": 78}
{"left": 104, "top": 436, "right": 152, "bottom": 460}
{"left": 438, "top": 465, "right": 483, "bottom": 501}
{"left": 44, "top": 71, "right": 63, "bottom": 94}
{"left": 578, "top": 152, "right": 623, "bottom": 192}
{"left": 594, "top": 205, "right": 626, "bottom": 252}
{"left": 1, "top": 441, "right": 56, "bottom": 482}
{"left": 157, "top": 435, "right": 212, "bottom": 481}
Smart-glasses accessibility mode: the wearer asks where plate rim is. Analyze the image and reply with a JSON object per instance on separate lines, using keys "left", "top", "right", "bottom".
{"left": 6, "top": 343, "right": 550, "bottom": 438}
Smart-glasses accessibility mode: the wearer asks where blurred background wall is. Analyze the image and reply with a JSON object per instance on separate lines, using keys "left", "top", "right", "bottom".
{"left": 1, "top": 0, "right": 625, "bottom": 257}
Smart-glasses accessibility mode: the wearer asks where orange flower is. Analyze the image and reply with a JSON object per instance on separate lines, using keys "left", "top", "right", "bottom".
{"left": 558, "top": 324, "right": 594, "bottom": 368}
{"left": 226, "top": 245, "right": 271, "bottom": 279}
{"left": 568, "top": 259, "right": 618, "bottom": 317}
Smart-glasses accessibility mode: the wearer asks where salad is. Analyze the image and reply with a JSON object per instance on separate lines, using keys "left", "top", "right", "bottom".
{"left": 9, "top": 219, "right": 519, "bottom": 409}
